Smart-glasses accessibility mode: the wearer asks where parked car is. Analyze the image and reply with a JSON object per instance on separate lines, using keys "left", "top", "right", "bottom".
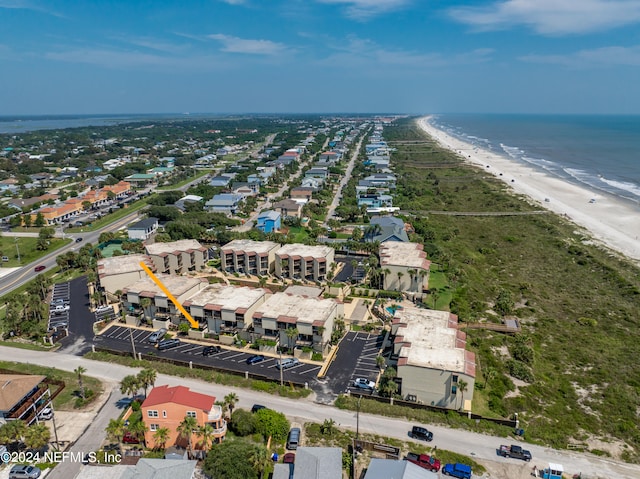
{"left": 442, "top": 462, "right": 472, "bottom": 478}
{"left": 8, "top": 465, "right": 41, "bottom": 479}
{"left": 498, "top": 444, "right": 532, "bottom": 461}
{"left": 202, "top": 345, "right": 222, "bottom": 356}
{"left": 95, "top": 305, "right": 112, "bottom": 312}
{"left": 50, "top": 299, "right": 68, "bottom": 305}
{"left": 157, "top": 338, "right": 180, "bottom": 351}
{"left": 276, "top": 358, "right": 300, "bottom": 370}
{"left": 409, "top": 425, "right": 433, "bottom": 442}
{"left": 34, "top": 265, "right": 46, "bottom": 272}
{"left": 122, "top": 432, "right": 140, "bottom": 444}
{"left": 286, "top": 427, "right": 301, "bottom": 450}
{"left": 75, "top": 237, "right": 83, "bottom": 243}
{"left": 353, "top": 378, "right": 375, "bottom": 390}
{"left": 251, "top": 404, "right": 267, "bottom": 413}
{"left": 37, "top": 407, "right": 53, "bottom": 420}
{"left": 246, "top": 354, "right": 266, "bottom": 365}
{"left": 405, "top": 452, "right": 440, "bottom": 472}
{"left": 282, "top": 453, "right": 296, "bottom": 464}
{"left": 148, "top": 328, "right": 167, "bottom": 344}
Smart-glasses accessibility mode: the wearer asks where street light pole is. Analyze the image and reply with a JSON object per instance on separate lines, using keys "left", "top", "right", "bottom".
{"left": 129, "top": 328, "right": 137, "bottom": 360}
{"left": 14, "top": 237, "right": 20, "bottom": 264}
{"left": 279, "top": 349, "right": 283, "bottom": 387}
{"left": 356, "top": 396, "right": 361, "bottom": 440}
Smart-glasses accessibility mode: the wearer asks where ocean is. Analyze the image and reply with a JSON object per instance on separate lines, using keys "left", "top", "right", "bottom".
{"left": 430, "top": 114, "right": 640, "bottom": 205}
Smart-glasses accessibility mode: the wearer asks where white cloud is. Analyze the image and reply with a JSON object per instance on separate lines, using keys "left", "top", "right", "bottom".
{"left": 208, "top": 34, "right": 286, "bottom": 55}
{"left": 219, "top": 0, "right": 246, "bottom": 4}
{"left": 520, "top": 45, "right": 640, "bottom": 67}
{"left": 316, "top": 0, "right": 412, "bottom": 20}
{"left": 449, "top": 0, "right": 640, "bottom": 35}
{"left": 0, "top": 0, "right": 64, "bottom": 17}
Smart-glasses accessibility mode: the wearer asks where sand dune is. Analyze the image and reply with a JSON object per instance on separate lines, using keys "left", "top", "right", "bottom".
{"left": 417, "top": 116, "right": 640, "bottom": 263}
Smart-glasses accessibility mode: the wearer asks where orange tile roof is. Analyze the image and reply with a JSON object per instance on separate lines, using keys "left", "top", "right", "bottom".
{"left": 142, "top": 385, "right": 215, "bottom": 411}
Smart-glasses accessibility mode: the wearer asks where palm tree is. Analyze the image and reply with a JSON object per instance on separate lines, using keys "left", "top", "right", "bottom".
{"left": 320, "top": 418, "right": 336, "bottom": 436}
{"left": 0, "top": 420, "right": 27, "bottom": 444}
{"left": 24, "top": 423, "right": 50, "bottom": 450}
{"left": 105, "top": 418, "right": 125, "bottom": 444}
{"left": 137, "top": 368, "right": 157, "bottom": 397}
{"left": 196, "top": 423, "right": 215, "bottom": 453}
{"left": 152, "top": 427, "right": 171, "bottom": 451}
{"left": 120, "top": 374, "right": 140, "bottom": 398}
{"left": 129, "top": 420, "right": 147, "bottom": 444}
{"left": 483, "top": 367, "right": 497, "bottom": 388}
{"left": 258, "top": 276, "right": 267, "bottom": 288}
{"left": 285, "top": 327, "right": 298, "bottom": 351}
{"left": 458, "top": 379, "right": 469, "bottom": 410}
{"left": 396, "top": 271, "right": 404, "bottom": 290}
{"left": 92, "top": 291, "right": 103, "bottom": 308}
{"left": 139, "top": 298, "right": 152, "bottom": 324}
{"left": 224, "top": 392, "right": 239, "bottom": 420}
{"left": 382, "top": 268, "right": 391, "bottom": 289}
{"left": 177, "top": 415, "right": 198, "bottom": 457}
{"left": 74, "top": 366, "right": 87, "bottom": 400}
{"left": 250, "top": 445, "right": 272, "bottom": 479}
{"left": 407, "top": 269, "right": 416, "bottom": 291}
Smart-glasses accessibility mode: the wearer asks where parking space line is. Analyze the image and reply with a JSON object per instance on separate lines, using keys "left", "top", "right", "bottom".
{"left": 182, "top": 346, "right": 201, "bottom": 354}
{"left": 226, "top": 352, "right": 245, "bottom": 360}
{"left": 114, "top": 329, "right": 130, "bottom": 340}
{"left": 132, "top": 330, "right": 148, "bottom": 341}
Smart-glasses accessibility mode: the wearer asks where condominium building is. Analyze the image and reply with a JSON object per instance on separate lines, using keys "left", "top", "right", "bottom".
{"left": 380, "top": 242, "right": 430, "bottom": 293}
{"left": 275, "top": 244, "right": 334, "bottom": 282}
{"left": 221, "top": 239, "right": 280, "bottom": 276}
{"left": 183, "top": 284, "right": 268, "bottom": 334}
{"left": 252, "top": 293, "right": 342, "bottom": 352}
{"left": 145, "top": 239, "right": 207, "bottom": 275}
{"left": 97, "top": 254, "right": 156, "bottom": 295}
{"left": 391, "top": 307, "right": 476, "bottom": 410}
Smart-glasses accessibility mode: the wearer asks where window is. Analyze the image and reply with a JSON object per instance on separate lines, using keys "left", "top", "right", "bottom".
{"left": 162, "top": 410, "right": 167, "bottom": 418}
{"left": 150, "top": 424, "right": 159, "bottom": 431}
{"left": 451, "top": 385, "right": 457, "bottom": 395}
{"left": 186, "top": 411, "right": 197, "bottom": 418}
{"left": 147, "top": 410, "right": 159, "bottom": 417}
{"left": 452, "top": 375, "right": 459, "bottom": 383}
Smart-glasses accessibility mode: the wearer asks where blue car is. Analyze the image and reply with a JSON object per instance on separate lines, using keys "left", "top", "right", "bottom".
{"left": 246, "top": 354, "right": 266, "bottom": 365}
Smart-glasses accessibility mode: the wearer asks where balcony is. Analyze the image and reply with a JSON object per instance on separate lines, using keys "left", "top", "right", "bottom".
{"left": 212, "top": 420, "right": 227, "bottom": 436}
{"left": 208, "top": 405, "right": 223, "bottom": 421}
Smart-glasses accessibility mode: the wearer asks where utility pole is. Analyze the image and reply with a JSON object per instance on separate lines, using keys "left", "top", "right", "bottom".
{"left": 279, "top": 349, "right": 283, "bottom": 387}
{"left": 129, "top": 328, "right": 137, "bottom": 359}
{"left": 14, "top": 237, "right": 20, "bottom": 264}
{"left": 356, "top": 396, "right": 361, "bottom": 440}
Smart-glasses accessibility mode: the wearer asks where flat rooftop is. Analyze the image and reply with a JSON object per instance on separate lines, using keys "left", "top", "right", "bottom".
{"left": 394, "top": 307, "right": 474, "bottom": 376}
{"left": 98, "top": 254, "right": 154, "bottom": 276}
{"left": 283, "top": 285, "right": 323, "bottom": 297}
{"left": 123, "top": 274, "right": 206, "bottom": 297}
{"left": 254, "top": 293, "right": 338, "bottom": 324}
{"left": 380, "top": 242, "right": 430, "bottom": 269}
{"left": 185, "top": 284, "right": 267, "bottom": 311}
{"left": 222, "top": 239, "right": 280, "bottom": 254}
{"left": 145, "top": 239, "right": 204, "bottom": 255}
{"left": 276, "top": 243, "right": 334, "bottom": 259}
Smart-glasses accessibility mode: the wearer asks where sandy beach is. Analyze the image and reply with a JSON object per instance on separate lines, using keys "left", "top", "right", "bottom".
{"left": 417, "top": 116, "right": 640, "bottom": 263}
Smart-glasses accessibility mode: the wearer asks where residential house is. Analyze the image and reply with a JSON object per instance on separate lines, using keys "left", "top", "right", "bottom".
{"left": 183, "top": 284, "right": 268, "bottom": 335}
{"left": 97, "top": 254, "right": 156, "bottom": 295}
{"left": 365, "top": 216, "right": 409, "bottom": 243}
{"left": 141, "top": 385, "right": 226, "bottom": 450}
{"left": 380, "top": 242, "right": 430, "bottom": 293}
{"left": 145, "top": 239, "right": 207, "bottom": 274}
{"left": 363, "top": 458, "right": 435, "bottom": 479}
{"left": 273, "top": 199, "right": 303, "bottom": 219}
{"left": 174, "top": 195, "right": 203, "bottom": 212}
{"left": 275, "top": 243, "right": 335, "bottom": 282}
{"left": 391, "top": 307, "right": 476, "bottom": 410}
{"left": 304, "top": 167, "right": 328, "bottom": 181}
{"left": 209, "top": 175, "right": 234, "bottom": 188}
{"left": 256, "top": 210, "right": 281, "bottom": 233}
{"left": 356, "top": 193, "right": 393, "bottom": 209}
{"left": 252, "top": 293, "right": 341, "bottom": 352}
{"left": 125, "top": 173, "right": 156, "bottom": 186}
{"left": 318, "top": 151, "right": 340, "bottom": 164}
{"left": 221, "top": 239, "right": 280, "bottom": 275}
{"left": 232, "top": 181, "right": 260, "bottom": 197}
{"left": 76, "top": 459, "right": 197, "bottom": 479}
{"left": 204, "top": 193, "right": 244, "bottom": 215}
{"left": 122, "top": 275, "right": 207, "bottom": 325}
{"left": 300, "top": 177, "right": 322, "bottom": 189}
{"left": 272, "top": 447, "right": 343, "bottom": 479}
{"left": 361, "top": 174, "right": 396, "bottom": 189}
{"left": 0, "top": 374, "right": 53, "bottom": 426}
{"left": 290, "top": 187, "right": 315, "bottom": 202}
{"left": 128, "top": 217, "right": 159, "bottom": 241}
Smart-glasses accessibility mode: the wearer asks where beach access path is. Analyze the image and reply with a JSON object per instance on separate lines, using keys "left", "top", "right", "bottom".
{"left": 417, "top": 117, "right": 640, "bottom": 264}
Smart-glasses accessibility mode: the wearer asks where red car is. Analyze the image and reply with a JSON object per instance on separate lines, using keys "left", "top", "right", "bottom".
{"left": 34, "top": 265, "right": 46, "bottom": 272}
{"left": 283, "top": 453, "right": 295, "bottom": 464}
{"left": 122, "top": 432, "right": 140, "bottom": 444}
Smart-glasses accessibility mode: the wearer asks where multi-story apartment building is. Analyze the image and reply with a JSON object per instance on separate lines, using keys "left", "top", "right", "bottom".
{"left": 220, "top": 240, "right": 280, "bottom": 276}
{"left": 252, "top": 293, "right": 342, "bottom": 352}
{"left": 141, "top": 385, "right": 226, "bottom": 450}
{"left": 380, "top": 242, "right": 430, "bottom": 293}
{"left": 275, "top": 244, "right": 334, "bottom": 282}
{"left": 97, "top": 254, "right": 156, "bottom": 295}
{"left": 145, "top": 239, "right": 207, "bottom": 275}
{"left": 183, "top": 284, "right": 268, "bottom": 334}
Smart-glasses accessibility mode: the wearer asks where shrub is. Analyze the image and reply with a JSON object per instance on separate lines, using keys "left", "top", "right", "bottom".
{"left": 506, "top": 359, "right": 534, "bottom": 383}
{"left": 230, "top": 409, "right": 256, "bottom": 436}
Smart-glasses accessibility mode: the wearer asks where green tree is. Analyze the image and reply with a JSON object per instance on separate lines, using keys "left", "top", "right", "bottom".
{"left": 23, "top": 215, "right": 32, "bottom": 227}
{"left": 224, "top": 392, "right": 239, "bottom": 419}
{"left": 458, "top": 379, "right": 469, "bottom": 410}
{"left": 38, "top": 227, "right": 54, "bottom": 240}
{"left": 137, "top": 368, "right": 157, "bottom": 397}
{"left": 229, "top": 409, "right": 256, "bottom": 436}
{"left": 196, "top": 423, "right": 215, "bottom": 453}
{"left": 129, "top": 419, "right": 147, "bottom": 443}
{"left": 250, "top": 445, "right": 272, "bottom": 479}
{"left": 34, "top": 212, "right": 45, "bottom": 227}
{"left": 139, "top": 298, "right": 152, "bottom": 324}
{"left": 285, "top": 327, "right": 298, "bottom": 350}
{"left": 320, "top": 418, "right": 336, "bottom": 436}
{"left": 203, "top": 440, "right": 259, "bottom": 479}
{"left": 120, "top": 374, "right": 140, "bottom": 398}
{"left": 74, "top": 366, "right": 87, "bottom": 400}
{"left": 495, "top": 289, "right": 514, "bottom": 316}
{"left": 253, "top": 408, "right": 290, "bottom": 442}
{"left": 177, "top": 415, "right": 198, "bottom": 456}
{"left": 0, "top": 420, "right": 27, "bottom": 444}
{"left": 152, "top": 427, "right": 171, "bottom": 450}
{"left": 105, "top": 418, "right": 125, "bottom": 443}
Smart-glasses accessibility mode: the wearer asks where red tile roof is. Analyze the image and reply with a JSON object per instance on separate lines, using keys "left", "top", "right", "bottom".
{"left": 142, "top": 385, "right": 215, "bottom": 410}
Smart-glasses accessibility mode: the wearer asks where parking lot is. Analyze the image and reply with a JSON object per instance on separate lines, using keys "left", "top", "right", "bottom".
{"left": 48, "top": 282, "right": 71, "bottom": 333}
{"left": 94, "top": 325, "right": 322, "bottom": 386}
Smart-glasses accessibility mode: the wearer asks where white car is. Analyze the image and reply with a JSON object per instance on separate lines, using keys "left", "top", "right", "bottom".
{"left": 353, "top": 378, "right": 375, "bottom": 390}
{"left": 95, "top": 305, "right": 112, "bottom": 313}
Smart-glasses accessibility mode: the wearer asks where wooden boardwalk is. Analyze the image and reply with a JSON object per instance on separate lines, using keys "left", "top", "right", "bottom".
{"left": 457, "top": 320, "right": 521, "bottom": 334}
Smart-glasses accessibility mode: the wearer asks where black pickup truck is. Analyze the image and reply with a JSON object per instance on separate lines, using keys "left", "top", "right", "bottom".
{"left": 498, "top": 444, "right": 532, "bottom": 461}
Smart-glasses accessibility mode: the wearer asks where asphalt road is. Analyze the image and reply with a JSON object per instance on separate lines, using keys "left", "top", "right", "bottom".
{"left": 1, "top": 347, "right": 639, "bottom": 479}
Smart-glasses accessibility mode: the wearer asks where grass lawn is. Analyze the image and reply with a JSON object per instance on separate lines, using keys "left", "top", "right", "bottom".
{"left": 285, "top": 226, "right": 309, "bottom": 243}
{"left": 0, "top": 236, "right": 71, "bottom": 267}
{"left": 66, "top": 197, "right": 150, "bottom": 233}
{"left": 158, "top": 170, "right": 210, "bottom": 190}
{"left": 0, "top": 361, "right": 103, "bottom": 411}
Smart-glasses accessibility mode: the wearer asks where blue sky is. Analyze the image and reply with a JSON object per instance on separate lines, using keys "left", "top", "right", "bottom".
{"left": 2, "top": 0, "right": 640, "bottom": 115}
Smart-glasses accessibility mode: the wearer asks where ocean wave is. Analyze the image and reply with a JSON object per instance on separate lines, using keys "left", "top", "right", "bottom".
{"left": 599, "top": 177, "right": 640, "bottom": 199}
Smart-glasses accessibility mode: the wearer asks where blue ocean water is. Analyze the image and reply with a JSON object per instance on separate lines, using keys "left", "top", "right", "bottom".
{"left": 430, "top": 114, "right": 640, "bottom": 205}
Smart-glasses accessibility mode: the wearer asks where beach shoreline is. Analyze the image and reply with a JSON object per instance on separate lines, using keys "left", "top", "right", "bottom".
{"left": 417, "top": 116, "right": 640, "bottom": 263}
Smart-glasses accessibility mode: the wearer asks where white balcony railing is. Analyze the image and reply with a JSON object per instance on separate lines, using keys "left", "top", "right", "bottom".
{"left": 208, "top": 405, "right": 223, "bottom": 421}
